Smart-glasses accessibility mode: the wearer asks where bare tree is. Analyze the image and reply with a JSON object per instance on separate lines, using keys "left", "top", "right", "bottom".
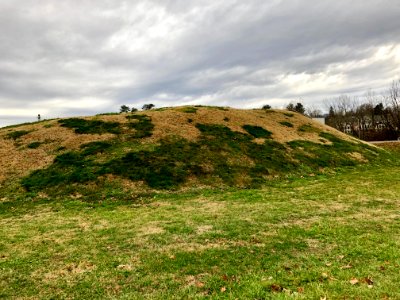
{"left": 387, "top": 80, "right": 400, "bottom": 132}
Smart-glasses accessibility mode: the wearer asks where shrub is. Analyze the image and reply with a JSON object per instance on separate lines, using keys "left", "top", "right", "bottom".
{"left": 142, "top": 104, "right": 155, "bottom": 110}
{"left": 120, "top": 105, "right": 130, "bottom": 113}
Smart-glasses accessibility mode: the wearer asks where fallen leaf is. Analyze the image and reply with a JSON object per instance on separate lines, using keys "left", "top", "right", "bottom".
{"left": 325, "top": 262, "right": 332, "bottom": 267}
{"left": 363, "top": 277, "right": 374, "bottom": 285}
{"left": 320, "top": 297, "right": 327, "bottom": 300}
{"left": 116, "top": 264, "right": 132, "bottom": 271}
{"left": 283, "top": 288, "right": 291, "bottom": 294}
{"left": 349, "top": 278, "right": 359, "bottom": 285}
{"left": 297, "top": 287, "right": 304, "bottom": 293}
{"left": 221, "top": 274, "right": 229, "bottom": 281}
{"left": 195, "top": 282, "right": 205, "bottom": 288}
{"left": 321, "top": 272, "right": 329, "bottom": 279}
{"left": 220, "top": 286, "right": 226, "bottom": 292}
{"left": 169, "top": 255, "right": 176, "bottom": 260}
{"left": 271, "top": 284, "right": 283, "bottom": 292}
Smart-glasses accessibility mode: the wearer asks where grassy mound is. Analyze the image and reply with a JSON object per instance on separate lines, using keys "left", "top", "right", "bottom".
{"left": 0, "top": 106, "right": 394, "bottom": 198}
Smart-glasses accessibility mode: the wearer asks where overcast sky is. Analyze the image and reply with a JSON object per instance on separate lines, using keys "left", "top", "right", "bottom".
{"left": 1, "top": 0, "right": 400, "bottom": 126}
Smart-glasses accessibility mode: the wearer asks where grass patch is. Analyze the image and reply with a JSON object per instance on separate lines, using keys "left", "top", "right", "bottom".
{"left": 287, "top": 132, "right": 383, "bottom": 170}
{"left": 59, "top": 118, "right": 121, "bottom": 135}
{"left": 242, "top": 125, "right": 272, "bottom": 139}
{"left": 1, "top": 119, "right": 55, "bottom": 129}
{"left": 194, "top": 105, "right": 229, "bottom": 111}
{"left": 2, "top": 163, "right": 400, "bottom": 298}
{"left": 126, "top": 115, "right": 154, "bottom": 138}
{"left": 279, "top": 121, "right": 294, "bottom": 128}
{"left": 96, "top": 112, "right": 120, "bottom": 116}
{"left": 80, "top": 141, "right": 113, "bottom": 156}
{"left": 298, "top": 124, "right": 320, "bottom": 133}
{"left": 27, "top": 142, "right": 43, "bottom": 149}
{"left": 178, "top": 107, "right": 198, "bottom": 114}
{"left": 6, "top": 130, "right": 31, "bottom": 140}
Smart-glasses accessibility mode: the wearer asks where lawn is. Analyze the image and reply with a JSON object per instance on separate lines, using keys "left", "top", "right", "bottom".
{"left": 1, "top": 161, "right": 400, "bottom": 299}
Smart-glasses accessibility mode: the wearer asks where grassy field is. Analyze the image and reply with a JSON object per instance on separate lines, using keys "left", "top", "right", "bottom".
{"left": 1, "top": 157, "right": 400, "bottom": 299}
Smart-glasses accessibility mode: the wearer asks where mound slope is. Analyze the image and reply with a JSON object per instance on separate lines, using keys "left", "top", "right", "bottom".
{"left": 0, "top": 106, "right": 386, "bottom": 197}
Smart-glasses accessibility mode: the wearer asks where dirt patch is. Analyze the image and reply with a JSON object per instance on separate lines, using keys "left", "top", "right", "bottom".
{"left": 348, "top": 152, "right": 367, "bottom": 162}
{"left": 34, "top": 261, "right": 97, "bottom": 283}
{"left": 196, "top": 225, "right": 213, "bottom": 234}
{"left": 139, "top": 223, "right": 165, "bottom": 235}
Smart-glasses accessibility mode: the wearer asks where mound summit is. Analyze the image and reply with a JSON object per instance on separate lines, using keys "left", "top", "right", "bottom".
{"left": 0, "top": 106, "right": 386, "bottom": 198}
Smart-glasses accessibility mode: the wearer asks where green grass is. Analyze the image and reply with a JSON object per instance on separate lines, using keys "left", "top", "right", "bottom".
{"left": 1, "top": 119, "right": 56, "bottom": 130}
{"left": 194, "top": 105, "right": 229, "bottom": 111}
{"left": 298, "top": 124, "right": 320, "bottom": 133}
{"left": 179, "top": 107, "right": 198, "bottom": 113}
{"left": 1, "top": 160, "right": 400, "bottom": 299}
{"left": 242, "top": 125, "right": 272, "bottom": 139}
{"left": 59, "top": 118, "right": 121, "bottom": 134}
{"left": 6, "top": 130, "right": 31, "bottom": 140}
{"left": 126, "top": 115, "right": 154, "bottom": 138}
{"left": 27, "top": 141, "right": 43, "bottom": 149}
{"left": 96, "top": 112, "right": 120, "bottom": 116}
{"left": 279, "top": 121, "right": 294, "bottom": 128}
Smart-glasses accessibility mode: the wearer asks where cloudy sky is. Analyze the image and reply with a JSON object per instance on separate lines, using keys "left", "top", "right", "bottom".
{"left": 1, "top": 0, "right": 400, "bottom": 126}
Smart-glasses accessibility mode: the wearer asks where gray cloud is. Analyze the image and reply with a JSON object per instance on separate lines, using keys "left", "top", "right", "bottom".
{"left": 1, "top": 0, "right": 400, "bottom": 126}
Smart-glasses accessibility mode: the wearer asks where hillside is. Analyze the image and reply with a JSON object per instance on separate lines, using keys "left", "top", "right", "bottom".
{"left": 2, "top": 106, "right": 400, "bottom": 299}
{"left": 0, "top": 106, "right": 388, "bottom": 198}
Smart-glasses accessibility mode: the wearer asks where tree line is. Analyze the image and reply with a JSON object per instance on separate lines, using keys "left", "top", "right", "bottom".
{"left": 324, "top": 80, "right": 400, "bottom": 141}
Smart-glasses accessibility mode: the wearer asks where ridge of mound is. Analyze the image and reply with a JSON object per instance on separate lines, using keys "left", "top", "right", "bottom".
{"left": 0, "top": 106, "right": 389, "bottom": 198}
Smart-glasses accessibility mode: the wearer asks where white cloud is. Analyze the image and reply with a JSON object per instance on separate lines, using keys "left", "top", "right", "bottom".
{"left": 0, "top": 0, "right": 400, "bottom": 126}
